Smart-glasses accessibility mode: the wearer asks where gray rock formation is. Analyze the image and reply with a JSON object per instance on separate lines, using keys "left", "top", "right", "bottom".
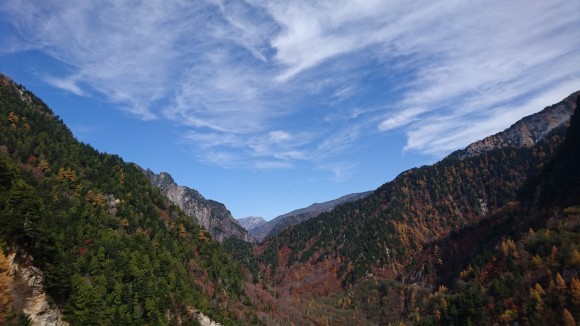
{"left": 195, "top": 311, "right": 222, "bottom": 326}
{"left": 450, "top": 91, "right": 579, "bottom": 160}
{"left": 236, "top": 216, "right": 266, "bottom": 231}
{"left": 144, "top": 170, "right": 255, "bottom": 243}
{"left": 7, "top": 252, "right": 68, "bottom": 326}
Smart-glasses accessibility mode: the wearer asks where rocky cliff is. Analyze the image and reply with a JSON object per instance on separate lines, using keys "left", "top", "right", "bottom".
{"left": 450, "top": 91, "right": 579, "bottom": 159}
{"left": 144, "top": 170, "right": 255, "bottom": 243}
{"left": 7, "top": 252, "right": 68, "bottom": 326}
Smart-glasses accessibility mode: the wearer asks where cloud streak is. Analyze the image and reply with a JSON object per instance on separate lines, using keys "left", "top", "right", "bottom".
{"left": 2, "top": 0, "right": 580, "bottom": 178}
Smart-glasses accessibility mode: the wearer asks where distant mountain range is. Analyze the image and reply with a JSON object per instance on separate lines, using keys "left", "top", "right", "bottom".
{"left": 144, "top": 170, "right": 255, "bottom": 243}
{"left": 236, "top": 216, "right": 266, "bottom": 230}
{"left": 243, "top": 191, "right": 372, "bottom": 242}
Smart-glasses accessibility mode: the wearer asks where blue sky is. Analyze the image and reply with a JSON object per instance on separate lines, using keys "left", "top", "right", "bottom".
{"left": 1, "top": 0, "right": 580, "bottom": 220}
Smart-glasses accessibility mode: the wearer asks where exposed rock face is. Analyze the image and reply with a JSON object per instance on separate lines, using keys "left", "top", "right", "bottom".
{"left": 144, "top": 170, "right": 255, "bottom": 243}
{"left": 7, "top": 253, "right": 68, "bottom": 326}
{"left": 249, "top": 191, "right": 372, "bottom": 242}
{"left": 236, "top": 216, "right": 266, "bottom": 231}
{"left": 450, "top": 91, "right": 579, "bottom": 160}
{"left": 195, "top": 311, "right": 222, "bottom": 326}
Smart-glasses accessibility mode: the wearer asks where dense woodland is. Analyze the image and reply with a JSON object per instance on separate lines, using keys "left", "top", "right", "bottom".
{"left": 1, "top": 72, "right": 580, "bottom": 325}
{"left": 0, "top": 74, "right": 259, "bottom": 325}
{"left": 248, "top": 94, "right": 580, "bottom": 324}
{"left": 258, "top": 117, "right": 567, "bottom": 284}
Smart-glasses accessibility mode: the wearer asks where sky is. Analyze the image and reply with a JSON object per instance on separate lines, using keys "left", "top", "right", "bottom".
{"left": 1, "top": 0, "right": 580, "bottom": 220}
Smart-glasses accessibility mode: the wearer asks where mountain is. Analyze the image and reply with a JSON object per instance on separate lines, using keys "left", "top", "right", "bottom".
{"left": 251, "top": 90, "right": 580, "bottom": 324}
{"left": 144, "top": 170, "right": 255, "bottom": 244}
{"left": 2, "top": 70, "right": 579, "bottom": 325}
{"left": 411, "top": 94, "right": 580, "bottom": 325}
{"left": 0, "top": 73, "right": 257, "bottom": 325}
{"left": 248, "top": 191, "right": 372, "bottom": 242}
{"left": 449, "top": 91, "right": 578, "bottom": 160}
{"left": 236, "top": 216, "right": 266, "bottom": 231}
{"left": 532, "top": 94, "right": 580, "bottom": 207}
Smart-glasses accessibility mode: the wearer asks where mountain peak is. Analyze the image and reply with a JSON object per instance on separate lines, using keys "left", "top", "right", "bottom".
{"left": 237, "top": 216, "right": 267, "bottom": 230}
{"left": 144, "top": 169, "right": 255, "bottom": 243}
{"left": 144, "top": 169, "right": 177, "bottom": 187}
{"left": 449, "top": 91, "right": 579, "bottom": 160}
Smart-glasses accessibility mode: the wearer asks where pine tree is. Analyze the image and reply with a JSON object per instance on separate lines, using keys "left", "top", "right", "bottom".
{"left": 562, "top": 308, "right": 576, "bottom": 326}
{"left": 0, "top": 179, "right": 42, "bottom": 245}
{"left": 571, "top": 277, "right": 580, "bottom": 306}
{"left": 556, "top": 273, "right": 567, "bottom": 292}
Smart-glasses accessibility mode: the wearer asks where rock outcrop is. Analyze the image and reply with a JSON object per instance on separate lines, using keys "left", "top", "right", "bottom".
{"left": 144, "top": 170, "right": 255, "bottom": 243}
{"left": 7, "top": 252, "right": 68, "bottom": 326}
{"left": 195, "top": 311, "right": 222, "bottom": 326}
{"left": 450, "top": 91, "right": 579, "bottom": 160}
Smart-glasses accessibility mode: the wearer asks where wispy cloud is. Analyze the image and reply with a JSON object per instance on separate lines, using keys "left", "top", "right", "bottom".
{"left": 2, "top": 0, "right": 580, "bottom": 175}
{"left": 317, "top": 162, "right": 358, "bottom": 183}
{"left": 405, "top": 82, "right": 580, "bottom": 155}
{"left": 44, "top": 74, "right": 86, "bottom": 97}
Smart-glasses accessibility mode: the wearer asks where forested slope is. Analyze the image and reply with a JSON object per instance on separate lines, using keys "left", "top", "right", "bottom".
{"left": 0, "top": 74, "right": 257, "bottom": 324}
{"left": 260, "top": 121, "right": 571, "bottom": 285}
{"left": 245, "top": 91, "right": 580, "bottom": 325}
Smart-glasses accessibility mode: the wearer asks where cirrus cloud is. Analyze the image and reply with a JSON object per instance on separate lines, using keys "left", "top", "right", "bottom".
{"left": 2, "top": 0, "right": 580, "bottom": 177}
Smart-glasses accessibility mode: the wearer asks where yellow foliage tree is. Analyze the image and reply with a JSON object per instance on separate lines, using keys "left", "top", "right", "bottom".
{"left": 569, "top": 249, "right": 580, "bottom": 267}
{"left": 198, "top": 229, "right": 210, "bottom": 243}
{"left": 501, "top": 240, "right": 509, "bottom": 256}
{"left": 530, "top": 283, "right": 545, "bottom": 312}
{"left": 571, "top": 277, "right": 580, "bottom": 306}
{"left": 179, "top": 224, "right": 187, "bottom": 239}
{"left": 531, "top": 254, "right": 542, "bottom": 267}
{"left": 0, "top": 250, "right": 14, "bottom": 323}
{"left": 85, "top": 190, "right": 105, "bottom": 207}
{"left": 57, "top": 167, "right": 77, "bottom": 182}
{"left": 556, "top": 273, "right": 567, "bottom": 292}
{"left": 499, "top": 309, "right": 516, "bottom": 323}
{"left": 121, "top": 218, "right": 129, "bottom": 229}
{"left": 438, "top": 296, "right": 448, "bottom": 313}
{"left": 562, "top": 308, "right": 576, "bottom": 326}
{"left": 38, "top": 159, "right": 51, "bottom": 173}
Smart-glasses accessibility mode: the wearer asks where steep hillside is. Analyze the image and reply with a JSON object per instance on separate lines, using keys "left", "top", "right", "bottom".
{"left": 237, "top": 216, "right": 266, "bottom": 231}
{"left": 248, "top": 91, "right": 580, "bottom": 325}
{"left": 248, "top": 191, "right": 372, "bottom": 242}
{"left": 532, "top": 95, "right": 580, "bottom": 207}
{"left": 0, "top": 74, "right": 258, "bottom": 325}
{"left": 258, "top": 91, "right": 578, "bottom": 291}
{"left": 144, "top": 170, "right": 255, "bottom": 243}
{"left": 408, "top": 95, "right": 580, "bottom": 325}
{"left": 449, "top": 91, "right": 578, "bottom": 160}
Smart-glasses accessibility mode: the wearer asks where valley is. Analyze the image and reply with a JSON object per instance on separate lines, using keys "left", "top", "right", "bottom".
{"left": 1, "top": 73, "right": 580, "bottom": 325}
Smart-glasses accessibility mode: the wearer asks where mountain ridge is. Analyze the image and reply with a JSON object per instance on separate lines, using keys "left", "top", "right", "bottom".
{"left": 0, "top": 73, "right": 256, "bottom": 324}
{"left": 144, "top": 169, "right": 256, "bottom": 243}
{"left": 449, "top": 91, "right": 579, "bottom": 160}
{"left": 247, "top": 90, "right": 580, "bottom": 324}
{"left": 248, "top": 191, "right": 372, "bottom": 242}
{"left": 236, "top": 216, "right": 266, "bottom": 231}
{"left": 2, "top": 71, "right": 579, "bottom": 325}
{"left": 258, "top": 89, "right": 578, "bottom": 288}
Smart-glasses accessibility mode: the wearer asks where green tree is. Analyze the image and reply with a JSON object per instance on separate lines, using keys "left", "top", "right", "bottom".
{"left": 0, "top": 179, "right": 42, "bottom": 245}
